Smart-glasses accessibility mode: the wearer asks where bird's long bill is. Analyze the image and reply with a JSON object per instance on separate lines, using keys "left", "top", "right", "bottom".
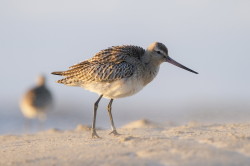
{"left": 166, "top": 57, "right": 198, "bottom": 74}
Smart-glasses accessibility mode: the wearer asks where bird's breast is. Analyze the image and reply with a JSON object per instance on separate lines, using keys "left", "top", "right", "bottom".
{"left": 142, "top": 65, "right": 160, "bottom": 86}
{"left": 83, "top": 76, "right": 145, "bottom": 99}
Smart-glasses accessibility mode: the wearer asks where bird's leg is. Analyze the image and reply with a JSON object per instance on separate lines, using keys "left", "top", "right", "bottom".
{"left": 91, "top": 95, "right": 103, "bottom": 138}
{"left": 107, "top": 99, "right": 120, "bottom": 136}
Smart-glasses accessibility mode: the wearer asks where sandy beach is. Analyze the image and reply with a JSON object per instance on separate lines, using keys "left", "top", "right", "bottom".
{"left": 1, "top": 119, "right": 250, "bottom": 166}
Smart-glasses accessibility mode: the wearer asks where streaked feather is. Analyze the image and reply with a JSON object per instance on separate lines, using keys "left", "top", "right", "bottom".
{"left": 54, "top": 45, "right": 145, "bottom": 85}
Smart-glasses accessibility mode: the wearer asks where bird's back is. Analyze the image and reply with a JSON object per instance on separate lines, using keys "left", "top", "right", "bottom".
{"left": 88, "top": 45, "right": 145, "bottom": 63}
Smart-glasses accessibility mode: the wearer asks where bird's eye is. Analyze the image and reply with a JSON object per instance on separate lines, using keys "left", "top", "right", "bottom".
{"left": 156, "top": 51, "right": 161, "bottom": 54}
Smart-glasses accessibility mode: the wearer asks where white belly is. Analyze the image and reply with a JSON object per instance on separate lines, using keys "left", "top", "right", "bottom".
{"left": 83, "top": 77, "right": 145, "bottom": 99}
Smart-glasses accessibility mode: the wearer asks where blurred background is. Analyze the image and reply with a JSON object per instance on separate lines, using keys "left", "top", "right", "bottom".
{"left": 1, "top": 0, "right": 250, "bottom": 134}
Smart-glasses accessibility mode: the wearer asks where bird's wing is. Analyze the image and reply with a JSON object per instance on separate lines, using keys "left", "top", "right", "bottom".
{"left": 22, "top": 87, "right": 52, "bottom": 108}
{"left": 55, "top": 45, "right": 145, "bottom": 84}
{"left": 32, "top": 87, "right": 53, "bottom": 108}
{"left": 58, "top": 61, "right": 135, "bottom": 83}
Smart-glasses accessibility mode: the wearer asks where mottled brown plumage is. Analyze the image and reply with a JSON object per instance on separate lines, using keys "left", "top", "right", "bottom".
{"left": 52, "top": 45, "right": 145, "bottom": 86}
{"left": 52, "top": 42, "right": 198, "bottom": 138}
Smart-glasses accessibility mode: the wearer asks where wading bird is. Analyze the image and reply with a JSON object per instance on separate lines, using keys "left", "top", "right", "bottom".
{"left": 52, "top": 42, "right": 198, "bottom": 138}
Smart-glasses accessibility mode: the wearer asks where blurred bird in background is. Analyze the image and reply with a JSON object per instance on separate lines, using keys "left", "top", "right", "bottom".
{"left": 20, "top": 75, "right": 53, "bottom": 131}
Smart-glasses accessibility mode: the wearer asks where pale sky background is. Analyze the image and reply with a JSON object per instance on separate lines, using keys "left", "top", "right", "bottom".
{"left": 0, "top": 0, "right": 250, "bottom": 133}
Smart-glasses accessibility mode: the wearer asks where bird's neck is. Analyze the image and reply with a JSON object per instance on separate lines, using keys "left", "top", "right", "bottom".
{"left": 141, "top": 52, "right": 160, "bottom": 85}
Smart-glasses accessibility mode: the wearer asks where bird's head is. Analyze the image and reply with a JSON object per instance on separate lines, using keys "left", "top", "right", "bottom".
{"left": 147, "top": 42, "right": 198, "bottom": 74}
{"left": 36, "top": 75, "right": 46, "bottom": 86}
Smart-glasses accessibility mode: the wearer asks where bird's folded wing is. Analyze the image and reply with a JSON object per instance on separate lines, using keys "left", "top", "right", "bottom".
{"left": 61, "top": 62, "right": 135, "bottom": 83}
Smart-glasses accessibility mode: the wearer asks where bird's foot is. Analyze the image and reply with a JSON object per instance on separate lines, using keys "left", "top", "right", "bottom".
{"left": 91, "top": 130, "right": 101, "bottom": 139}
{"left": 109, "top": 130, "right": 121, "bottom": 136}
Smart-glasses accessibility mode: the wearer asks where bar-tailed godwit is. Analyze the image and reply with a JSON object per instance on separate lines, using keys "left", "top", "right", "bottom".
{"left": 52, "top": 42, "right": 198, "bottom": 138}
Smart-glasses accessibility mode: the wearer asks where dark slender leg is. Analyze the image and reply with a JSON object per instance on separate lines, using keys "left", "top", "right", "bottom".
{"left": 91, "top": 95, "right": 103, "bottom": 138}
{"left": 107, "top": 99, "right": 120, "bottom": 136}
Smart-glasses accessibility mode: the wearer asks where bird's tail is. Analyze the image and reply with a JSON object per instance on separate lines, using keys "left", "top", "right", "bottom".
{"left": 51, "top": 71, "right": 63, "bottom": 76}
{"left": 51, "top": 71, "right": 80, "bottom": 86}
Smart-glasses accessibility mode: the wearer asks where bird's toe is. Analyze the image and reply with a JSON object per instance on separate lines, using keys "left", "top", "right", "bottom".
{"left": 109, "top": 130, "right": 121, "bottom": 136}
{"left": 91, "top": 130, "right": 101, "bottom": 139}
